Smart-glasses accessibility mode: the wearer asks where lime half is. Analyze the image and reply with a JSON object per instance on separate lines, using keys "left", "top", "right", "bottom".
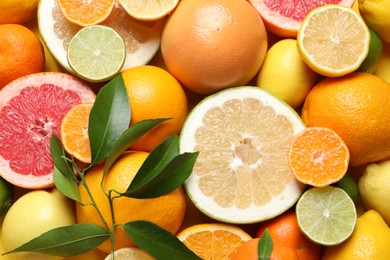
{"left": 67, "top": 25, "right": 125, "bottom": 83}
{"left": 296, "top": 186, "right": 357, "bottom": 246}
{"left": 0, "top": 177, "right": 14, "bottom": 215}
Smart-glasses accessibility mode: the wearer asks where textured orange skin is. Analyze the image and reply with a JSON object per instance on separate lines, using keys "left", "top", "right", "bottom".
{"left": 256, "top": 210, "right": 322, "bottom": 260}
{"left": 76, "top": 151, "right": 186, "bottom": 253}
{"left": 302, "top": 72, "right": 390, "bottom": 166}
{"left": 161, "top": 0, "right": 268, "bottom": 94}
{"left": 0, "top": 24, "right": 45, "bottom": 88}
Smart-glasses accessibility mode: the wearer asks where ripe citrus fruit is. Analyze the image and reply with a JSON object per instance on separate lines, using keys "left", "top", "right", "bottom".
{"left": 57, "top": 0, "right": 115, "bottom": 27}
{"left": 335, "top": 173, "right": 359, "bottom": 203}
{"left": 0, "top": 177, "right": 14, "bottom": 215}
{"left": 104, "top": 247, "right": 153, "bottom": 260}
{"left": 256, "top": 39, "right": 318, "bottom": 109}
{"left": 161, "top": 0, "right": 268, "bottom": 94}
{"left": 374, "top": 41, "right": 390, "bottom": 83}
{"left": 256, "top": 210, "right": 322, "bottom": 260}
{"left": 231, "top": 237, "right": 299, "bottom": 260}
{"left": 0, "top": 24, "right": 45, "bottom": 89}
{"left": 67, "top": 25, "right": 126, "bottom": 83}
{"left": 1, "top": 189, "right": 76, "bottom": 260}
{"left": 76, "top": 151, "right": 186, "bottom": 253}
{"left": 297, "top": 4, "right": 370, "bottom": 77}
{"left": 177, "top": 223, "right": 252, "bottom": 259}
{"left": 359, "top": 160, "right": 390, "bottom": 225}
{"left": 122, "top": 65, "right": 188, "bottom": 152}
{"left": 296, "top": 186, "right": 357, "bottom": 246}
{"left": 0, "top": 0, "right": 39, "bottom": 24}
{"left": 0, "top": 72, "right": 96, "bottom": 189}
{"left": 357, "top": 29, "right": 383, "bottom": 73}
{"left": 301, "top": 72, "right": 390, "bottom": 166}
{"left": 38, "top": 0, "right": 165, "bottom": 75}
{"left": 322, "top": 210, "right": 390, "bottom": 260}
{"left": 288, "top": 127, "right": 350, "bottom": 187}
{"left": 60, "top": 103, "right": 93, "bottom": 164}
{"left": 358, "top": 0, "right": 390, "bottom": 43}
{"left": 119, "top": 0, "right": 179, "bottom": 21}
{"left": 248, "top": 0, "right": 355, "bottom": 38}
{"left": 179, "top": 86, "right": 306, "bottom": 224}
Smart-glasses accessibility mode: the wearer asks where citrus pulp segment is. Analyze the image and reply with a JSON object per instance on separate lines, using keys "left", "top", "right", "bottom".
{"left": 67, "top": 25, "right": 125, "bottom": 82}
{"left": 179, "top": 86, "right": 306, "bottom": 224}
{"left": 177, "top": 223, "right": 252, "bottom": 259}
{"left": 248, "top": 0, "right": 355, "bottom": 38}
{"left": 57, "top": 0, "right": 115, "bottom": 27}
{"left": 296, "top": 186, "right": 357, "bottom": 246}
{"left": 118, "top": 0, "right": 179, "bottom": 21}
{"left": 297, "top": 4, "right": 370, "bottom": 77}
{"left": 288, "top": 127, "right": 350, "bottom": 187}
{"left": 60, "top": 103, "right": 93, "bottom": 164}
{"left": 38, "top": 0, "right": 164, "bottom": 75}
{"left": 0, "top": 72, "right": 96, "bottom": 189}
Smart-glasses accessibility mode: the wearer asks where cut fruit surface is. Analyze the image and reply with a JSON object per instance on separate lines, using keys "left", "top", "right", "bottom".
{"left": 289, "top": 127, "right": 350, "bottom": 187}
{"left": 177, "top": 223, "right": 252, "bottom": 259}
{"left": 179, "top": 86, "right": 306, "bottom": 224}
{"left": 297, "top": 4, "right": 370, "bottom": 77}
{"left": 0, "top": 72, "right": 96, "bottom": 189}
{"left": 57, "top": 0, "right": 115, "bottom": 26}
{"left": 248, "top": 0, "right": 355, "bottom": 37}
{"left": 296, "top": 186, "right": 357, "bottom": 246}
{"left": 67, "top": 25, "right": 125, "bottom": 82}
{"left": 119, "top": 0, "right": 179, "bottom": 21}
{"left": 60, "top": 103, "right": 93, "bottom": 164}
{"left": 38, "top": 0, "right": 164, "bottom": 76}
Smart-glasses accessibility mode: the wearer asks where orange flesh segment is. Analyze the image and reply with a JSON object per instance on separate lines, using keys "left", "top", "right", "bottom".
{"left": 193, "top": 97, "right": 295, "bottom": 209}
{"left": 61, "top": 103, "right": 93, "bottom": 163}
{"left": 288, "top": 127, "right": 350, "bottom": 187}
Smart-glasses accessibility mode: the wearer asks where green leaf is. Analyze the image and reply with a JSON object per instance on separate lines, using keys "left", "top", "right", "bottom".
{"left": 123, "top": 221, "right": 201, "bottom": 260}
{"left": 258, "top": 229, "right": 273, "bottom": 260}
{"left": 88, "top": 74, "right": 130, "bottom": 166}
{"left": 53, "top": 166, "right": 81, "bottom": 203}
{"left": 50, "top": 134, "right": 77, "bottom": 183}
{"left": 3, "top": 223, "right": 110, "bottom": 257}
{"left": 103, "top": 118, "right": 169, "bottom": 177}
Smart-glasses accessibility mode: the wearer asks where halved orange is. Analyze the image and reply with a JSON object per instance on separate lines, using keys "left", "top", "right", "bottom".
{"left": 288, "top": 127, "right": 350, "bottom": 187}
{"left": 177, "top": 223, "right": 252, "bottom": 259}
{"left": 57, "top": 0, "right": 115, "bottom": 26}
{"left": 60, "top": 102, "right": 93, "bottom": 163}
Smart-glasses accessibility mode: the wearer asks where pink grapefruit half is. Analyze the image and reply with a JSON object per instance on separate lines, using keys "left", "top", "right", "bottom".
{"left": 248, "top": 0, "right": 355, "bottom": 38}
{"left": 0, "top": 72, "right": 96, "bottom": 189}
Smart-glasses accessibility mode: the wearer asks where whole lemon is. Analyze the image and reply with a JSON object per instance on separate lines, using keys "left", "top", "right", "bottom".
{"left": 359, "top": 0, "right": 390, "bottom": 43}
{"left": 374, "top": 41, "right": 390, "bottom": 83}
{"left": 322, "top": 210, "right": 390, "bottom": 260}
{"left": 359, "top": 160, "right": 390, "bottom": 225}
{"left": 1, "top": 189, "right": 76, "bottom": 260}
{"left": 256, "top": 39, "right": 318, "bottom": 109}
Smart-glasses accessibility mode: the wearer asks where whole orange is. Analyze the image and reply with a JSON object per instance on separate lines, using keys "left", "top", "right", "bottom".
{"left": 0, "top": 24, "right": 45, "bottom": 88}
{"left": 160, "top": 0, "right": 268, "bottom": 94}
{"left": 76, "top": 151, "right": 187, "bottom": 253}
{"left": 256, "top": 210, "right": 322, "bottom": 260}
{"left": 122, "top": 65, "right": 188, "bottom": 152}
{"left": 231, "top": 237, "right": 299, "bottom": 260}
{"left": 301, "top": 72, "right": 390, "bottom": 166}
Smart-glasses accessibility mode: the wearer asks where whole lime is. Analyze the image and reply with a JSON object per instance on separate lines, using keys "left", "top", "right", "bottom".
{"left": 357, "top": 29, "right": 383, "bottom": 73}
{"left": 0, "top": 177, "right": 13, "bottom": 215}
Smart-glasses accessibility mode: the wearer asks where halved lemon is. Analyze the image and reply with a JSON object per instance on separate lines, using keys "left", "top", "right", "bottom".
{"left": 297, "top": 4, "right": 370, "bottom": 77}
{"left": 179, "top": 86, "right": 306, "bottom": 224}
{"left": 118, "top": 0, "right": 179, "bottom": 21}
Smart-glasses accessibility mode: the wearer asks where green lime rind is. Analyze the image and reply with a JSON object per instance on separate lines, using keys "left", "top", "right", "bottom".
{"left": 0, "top": 177, "right": 14, "bottom": 215}
{"left": 335, "top": 174, "right": 359, "bottom": 203}
{"left": 67, "top": 25, "right": 126, "bottom": 83}
{"left": 357, "top": 29, "right": 383, "bottom": 73}
{"left": 296, "top": 186, "right": 357, "bottom": 246}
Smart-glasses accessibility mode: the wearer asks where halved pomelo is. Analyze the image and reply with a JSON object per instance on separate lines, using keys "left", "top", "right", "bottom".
{"left": 179, "top": 86, "right": 306, "bottom": 224}
{"left": 0, "top": 72, "right": 96, "bottom": 189}
{"left": 38, "top": 0, "right": 164, "bottom": 76}
{"left": 247, "top": 0, "right": 355, "bottom": 38}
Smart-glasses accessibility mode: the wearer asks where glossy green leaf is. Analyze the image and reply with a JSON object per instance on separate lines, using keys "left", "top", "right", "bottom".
{"left": 53, "top": 166, "right": 81, "bottom": 203}
{"left": 3, "top": 223, "right": 110, "bottom": 257}
{"left": 103, "top": 118, "right": 169, "bottom": 178}
{"left": 258, "top": 229, "right": 273, "bottom": 260}
{"left": 50, "top": 134, "right": 77, "bottom": 183}
{"left": 123, "top": 221, "right": 201, "bottom": 260}
{"left": 88, "top": 74, "right": 130, "bottom": 166}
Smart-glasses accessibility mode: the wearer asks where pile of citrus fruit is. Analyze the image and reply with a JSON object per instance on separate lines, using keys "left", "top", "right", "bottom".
{"left": 2, "top": 0, "right": 390, "bottom": 259}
